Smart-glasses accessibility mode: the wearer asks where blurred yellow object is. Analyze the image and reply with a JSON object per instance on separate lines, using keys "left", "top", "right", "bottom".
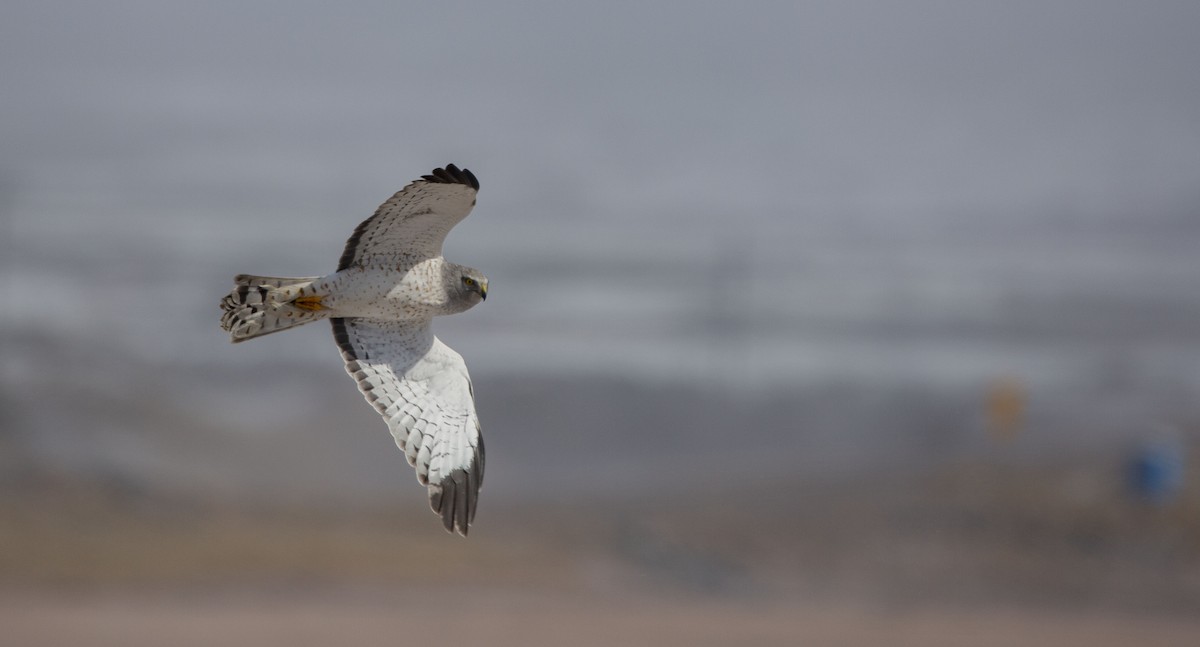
{"left": 985, "top": 377, "right": 1026, "bottom": 443}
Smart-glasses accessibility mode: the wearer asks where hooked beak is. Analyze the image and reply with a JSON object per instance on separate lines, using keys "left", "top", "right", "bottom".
{"left": 479, "top": 279, "right": 488, "bottom": 301}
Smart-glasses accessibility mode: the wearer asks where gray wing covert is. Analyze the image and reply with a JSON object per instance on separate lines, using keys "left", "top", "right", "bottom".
{"left": 331, "top": 317, "right": 484, "bottom": 535}
{"left": 337, "top": 164, "right": 479, "bottom": 270}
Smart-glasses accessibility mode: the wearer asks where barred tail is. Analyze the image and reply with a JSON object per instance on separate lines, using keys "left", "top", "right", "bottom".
{"left": 220, "top": 274, "right": 328, "bottom": 342}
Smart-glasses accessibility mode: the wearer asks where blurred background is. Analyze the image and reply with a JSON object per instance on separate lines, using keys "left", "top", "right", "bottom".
{"left": 3, "top": 1, "right": 1200, "bottom": 644}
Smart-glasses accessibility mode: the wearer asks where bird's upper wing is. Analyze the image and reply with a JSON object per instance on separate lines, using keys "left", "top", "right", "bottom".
{"left": 331, "top": 317, "right": 484, "bottom": 535}
{"left": 337, "top": 164, "right": 479, "bottom": 271}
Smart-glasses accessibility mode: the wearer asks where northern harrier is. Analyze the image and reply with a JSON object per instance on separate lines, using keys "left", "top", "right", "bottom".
{"left": 220, "top": 164, "right": 486, "bottom": 535}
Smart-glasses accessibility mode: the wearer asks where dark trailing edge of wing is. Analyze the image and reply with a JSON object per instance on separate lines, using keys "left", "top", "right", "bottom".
{"left": 429, "top": 433, "right": 485, "bottom": 536}
{"left": 422, "top": 163, "right": 479, "bottom": 191}
{"left": 336, "top": 217, "right": 371, "bottom": 271}
{"left": 335, "top": 164, "right": 479, "bottom": 271}
{"left": 330, "top": 317, "right": 357, "bottom": 360}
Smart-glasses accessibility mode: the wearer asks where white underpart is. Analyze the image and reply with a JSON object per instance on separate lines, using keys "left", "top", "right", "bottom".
{"left": 336, "top": 319, "right": 481, "bottom": 492}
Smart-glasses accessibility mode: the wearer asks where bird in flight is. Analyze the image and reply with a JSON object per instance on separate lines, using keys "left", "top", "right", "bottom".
{"left": 220, "top": 164, "right": 487, "bottom": 535}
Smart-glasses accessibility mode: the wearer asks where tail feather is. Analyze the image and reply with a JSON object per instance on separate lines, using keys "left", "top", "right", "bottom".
{"left": 220, "top": 274, "right": 327, "bottom": 342}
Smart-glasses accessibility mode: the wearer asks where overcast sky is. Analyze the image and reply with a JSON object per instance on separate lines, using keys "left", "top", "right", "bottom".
{"left": 2, "top": 1, "right": 1199, "bottom": 384}
{"left": 4, "top": 0, "right": 1199, "bottom": 239}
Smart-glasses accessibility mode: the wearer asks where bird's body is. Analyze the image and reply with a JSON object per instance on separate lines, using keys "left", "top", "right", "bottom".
{"left": 219, "top": 164, "right": 487, "bottom": 535}
{"left": 316, "top": 258, "right": 483, "bottom": 319}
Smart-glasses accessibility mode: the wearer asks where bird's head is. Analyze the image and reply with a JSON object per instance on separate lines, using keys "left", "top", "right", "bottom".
{"left": 456, "top": 266, "right": 489, "bottom": 306}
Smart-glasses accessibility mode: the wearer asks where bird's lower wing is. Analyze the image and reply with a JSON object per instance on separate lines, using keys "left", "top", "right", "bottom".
{"left": 331, "top": 317, "right": 484, "bottom": 535}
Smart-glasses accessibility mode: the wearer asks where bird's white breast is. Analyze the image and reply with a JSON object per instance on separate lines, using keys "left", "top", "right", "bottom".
{"left": 325, "top": 258, "right": 448, "bottom": 320}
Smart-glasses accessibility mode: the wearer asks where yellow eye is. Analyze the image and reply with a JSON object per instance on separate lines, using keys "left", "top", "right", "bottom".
{"left": 463, "top": 277, "right": 476, "bottom": 287}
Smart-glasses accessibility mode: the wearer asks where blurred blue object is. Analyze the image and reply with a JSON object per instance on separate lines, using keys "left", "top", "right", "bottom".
{"left": 1128, "top": 438, "right": 1185, "bottom": 505}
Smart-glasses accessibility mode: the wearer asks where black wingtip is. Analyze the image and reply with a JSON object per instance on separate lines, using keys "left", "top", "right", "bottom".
{"left": 431, "top": 469, "right": 472, "bottom": 536}
{"left": 429, "top": 440, "right": 484, "bottom": 537}
{"left": 421, "top": 164, "right": 479, "bottom": 192}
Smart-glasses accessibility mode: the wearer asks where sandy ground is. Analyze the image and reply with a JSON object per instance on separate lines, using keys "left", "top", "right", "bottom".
{"left": 4, "top": 587, "right": 1200, "bottom": 647}
{"left": 4, "top": 455, "right": 1198, "bottom": 646}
